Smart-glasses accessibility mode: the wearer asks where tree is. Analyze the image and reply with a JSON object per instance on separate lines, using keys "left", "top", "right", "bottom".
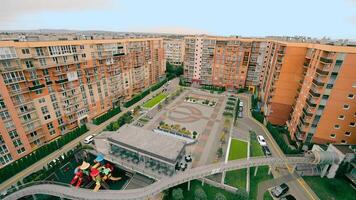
{"left": 193, "top": 131, "right": 198, "bottom": 139}
{"left": 234, "top": 189, "right": 248, "bottom": 200}
{"left": 214, "top": 193, "right": 227, "bottom": 200}
{"left": 194, "top": 187, "right": 207, "bottom": 200}
{"left": 217, "top": 147, "right": 223, "bottom": 158}
{"left": 172, "top": 188, "right": 184, "bottom": 200}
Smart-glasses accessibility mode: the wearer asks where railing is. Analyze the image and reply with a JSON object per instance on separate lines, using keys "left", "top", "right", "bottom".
{"left": 316, "top": 68, "right": 329, "bottom": 76}
{"left": 320, "top": 57, "right": 333, "bottom": 63}
{"left": 312, "top": 79, "right": 325, "bottom": 87}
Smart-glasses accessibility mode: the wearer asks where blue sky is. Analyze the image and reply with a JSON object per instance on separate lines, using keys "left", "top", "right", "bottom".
{"left": 1, "top": 0, "right": 356, "bottom": 39}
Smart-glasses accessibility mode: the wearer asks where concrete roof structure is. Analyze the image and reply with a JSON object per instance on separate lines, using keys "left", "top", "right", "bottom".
{"left": 333, "top": 145, "right": 356, "bottom": 154}
{"left": 100, "top": 125, "right": 186, "bottom": 164}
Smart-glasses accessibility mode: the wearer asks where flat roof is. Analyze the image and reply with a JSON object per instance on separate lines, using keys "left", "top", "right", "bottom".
{"left": 100, "top": 125, "right": 186, "bottom": 164}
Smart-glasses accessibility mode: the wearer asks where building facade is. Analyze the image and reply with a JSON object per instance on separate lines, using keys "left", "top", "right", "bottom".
{"left": 0, "top": 38, "right": 165, "bottom": 167}
{"left": 163, "top": 39, "right": 185, "bottom": 65}
{"left": 183, "top": 36, "right": 267, "bottom": 89}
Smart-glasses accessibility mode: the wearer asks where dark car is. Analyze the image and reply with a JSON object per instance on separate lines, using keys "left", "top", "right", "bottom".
{"left": 271, "top": 183, "right": 289, "bottom": 198}
{"left": 280, "top": 194, "right": 296, "bottom": 200}
{"left": 262, "top": 145, "right": 272, "bottom": 156}
{"left": 185, "top": 155, "right": 192, "bottom": 162}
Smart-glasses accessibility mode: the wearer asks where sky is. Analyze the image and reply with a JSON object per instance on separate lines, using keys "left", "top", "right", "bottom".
{"left": 0, "top": 0, "right": 356, "bottom": 39}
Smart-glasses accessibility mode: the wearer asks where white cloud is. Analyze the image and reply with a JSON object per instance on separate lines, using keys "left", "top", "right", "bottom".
{"left": 0, "top": 0, "right": 116, "bottom": 23}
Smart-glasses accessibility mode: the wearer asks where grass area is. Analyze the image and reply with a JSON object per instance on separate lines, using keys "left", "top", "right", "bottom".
{"left": 142, "top": 93, "right": 167, "bottom": 108}
{"left": 250, "top": 140, "right": 264, "bottom": 157}
{"left": 163, "top": 180, "right": 236, "bottom": 200}
{"left": 225, "top": 139, "right": 248, "bottom": 189}
{"left": 304, "top": 176, "right": 356, "bottom": 200}
{"left": 249, "top": 166, "right": 273, "bottom": 200}
{"left": 263, "top": 191, "right": 273, "bottom": 200}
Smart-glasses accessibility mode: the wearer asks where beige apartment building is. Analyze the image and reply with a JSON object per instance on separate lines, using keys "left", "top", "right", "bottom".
{"left": 0, "top": 38, "right": 165, "bottom": 167}
{"left": 164, "top": 39, "right": 185, "bottom": 65}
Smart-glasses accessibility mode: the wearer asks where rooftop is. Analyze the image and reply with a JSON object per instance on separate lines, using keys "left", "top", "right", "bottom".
{"left": 99, "top": 125, "right": 186, "bottom": 164}
{"left": 333, "top": 144, "right": 356, "bottom": 154}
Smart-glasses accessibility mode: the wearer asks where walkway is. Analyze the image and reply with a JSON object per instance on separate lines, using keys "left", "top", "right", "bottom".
{"left": 4, "top": 156, "right": 313, "bottom": 200}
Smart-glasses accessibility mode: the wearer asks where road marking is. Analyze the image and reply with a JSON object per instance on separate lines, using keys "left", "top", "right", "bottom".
{"left": 243, "top": 94, "right": 317, "bottom": 200}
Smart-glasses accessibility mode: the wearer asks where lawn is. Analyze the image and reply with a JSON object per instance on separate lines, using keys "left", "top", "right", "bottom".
{"left": 163, "top": 180, "right": 236, "bottom": 200}
{"left": 225, "top": 139, "right": 248, "bottom": 189}
{"left": 142, "top": 93, "right": 167, "bottom": 108}
{"left": 250, "top": 139, "right": 264, "bottom": 157}
{"left": 304, "top": 176, "right": 356, "bottom": 200}
{"left": 263, "top": 191, "right": 274, "bottom": 200}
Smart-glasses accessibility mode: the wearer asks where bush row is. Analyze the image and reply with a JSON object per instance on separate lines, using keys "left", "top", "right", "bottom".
{"left": 0, "top": 125, "right": 88, "bottom": 183}
{"left": 201, "top": 84, "right": 225, "bottom": 92}
{"left": 92, "top": 106, "right": 121, "bottom": 125}
{"left": 266, "top": 123, "right": 301, "bottom": 154}
{"left": 105, "top": 111, "right": 133, "bottom": 131}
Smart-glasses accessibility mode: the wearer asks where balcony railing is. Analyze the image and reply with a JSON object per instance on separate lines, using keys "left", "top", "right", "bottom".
{"left": 309, "top": 88, "right": 321, "bottom": 97}
{"left": 306, "top": 98, "right": 317, "bottom": 107}
{"left": 320, "top": 57, "right": 333, "bottom": 63}
{"left": 55, "top": 78, "right": 69, "bottom": 84}
{"left": 312, "top": 79, "right": 325, "bottom": 87}
{"left": 28, "top": 84, "right": 45, "bottom": 91}
{"left": 303, "top": 108, "right": 313, "bottom": 117}
{"left": 316, "top": 68, "right": 329, "bottom": 76}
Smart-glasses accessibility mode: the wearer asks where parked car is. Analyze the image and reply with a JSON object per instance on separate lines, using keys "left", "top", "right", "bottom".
{"left": 271, "top": 183, "right": 289, "bottom": 198}
{"left": 257, "top": 135, "right": 267, "bottom": 146}
{"left": 83, "top": 135, "right": 94, "bottom": 144}
{"left": 185, "top": 155, "right": 192, "bottom": 162}
{"left": 239, "top": 106, "right": 243, "bottom": 112}
{"left": 262, "top": 145, "right": 272, "bottom": 156}
{"left": 239, "top": 101, "right": 244, "bottom": 107}
{"left": 238, "top": 111, "right": 243, "bottom": 118}
{"left": 280, "top": 194, "right": 296, "bottom": 200}
{"left": 175, "top": 162, "right": 181, "bottom": 171}
{"left": 180, "top": 162, "right": 188, "bottom": 171}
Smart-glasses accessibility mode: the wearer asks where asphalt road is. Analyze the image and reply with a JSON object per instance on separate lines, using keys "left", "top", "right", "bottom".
{"left": 0, "top": 77, "right": 180, "bottom": 192}
{"left": 234, "top": 93, "right": 319, "bottom": 200}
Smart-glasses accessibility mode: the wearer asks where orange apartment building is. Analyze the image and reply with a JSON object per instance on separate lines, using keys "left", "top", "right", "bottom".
{"left": 183, "top": 36, "right": 268, "bottom": 90}
{"left": 0, "top": 38, "right": 165, "bottom": 167}
{"left": 260, "top": 42, "right": 356, "bottom": 145}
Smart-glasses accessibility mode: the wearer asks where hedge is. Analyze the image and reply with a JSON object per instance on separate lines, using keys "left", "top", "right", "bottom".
{"left": 0, "top": 125, "right": 88, "bottom": 183}
{"left": 252, "top": 111, "right": 264, "bottom": 123}
{"left": 201, "top": 85, "right": 225, "bottom": 92}
{"left": 92, "top": 106, "right": 121, "bottom": 125}
{"left": 266, "top": 123, "right": 301, "bottom": 154}
{"left": 105, "top": 111, "right": 133, "bottom": 131}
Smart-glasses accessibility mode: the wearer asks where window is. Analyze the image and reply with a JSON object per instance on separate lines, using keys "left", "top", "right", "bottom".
{"left": 39, "top": 98, "right": 45, "bottom": 103}
{"left": 35, "top": 48, "right": 44, "bottom": 56}
{"left": 0, "top": 99, "right": 6, "bottom": 109}
{"left": 343, "top": 104, "right": 350, "bottom": 110}
{"left": 47, "top": 122, "right": 54, "bottom": 130}
{"left": 12, "top": 139, "right": 22, "bottom": 147}
{"left": 345, "top": 131, "right": 352, "bottom": 136}
{"left": 348, "top": 94, "right": 354, "bottom": 99}
{"left": 22, "top": 49, "right": 30, "bottom": 54}
{"left": 41, "top": 106, "right": 49, "bottom": 115}
{"left": 50, "top": 94, "right": 56, "bottom": 102}
{"left": 0, "top": 111, "right": 11, "bottom": 120}
{"left": 330, "top": 134, "right": 336, "bottom": 138}
{"left": 350, "top": 122, "right": 355, "bottom": 127}
{"left": 334, "top": 124, "right": 340, "bottom": 129}
{"left": 49, "top": 130, "right": 56, "bottom": 135}
{"left": 23, "top": 113, "right": 32, "bottom": 121}
{"left": 39, "top": 58, "right": 46, "bottom": 66}
{"left": 25, "top": 60, "right": 33, "bottom": 68}
{"left": 55, "top": 110, "right": 61, "bottom": 118}
{"left": 0, "top": 154, "right": 12, "bottom": 165}
{"left": 30, "top": 131, "right": 37, "bottom": 137}
{"left": 33, "top": 139, "right": 41, "bottom": 146}
{"left": 338, "top": 115, "right": 345, "bottom": 120}
{"left": 8, "top": 130, "right": 18, "bottom": 139}
{"left": 17, "top": 147, "right": 25, "bottom": 154}
{"left": 341, "top": 140, "right": 347, "bottom": 144}
{"left": 44, "top": 115, "right": 51, "bottom": 120}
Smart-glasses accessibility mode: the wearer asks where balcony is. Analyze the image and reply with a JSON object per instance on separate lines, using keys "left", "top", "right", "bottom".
{"left": 309, "top": 88, "right": 321, "bottom": 97}
{"left": 316, "top": 68, "right": 329, "bottom": 76}
{"left": 9, "top": 88, "right": 30, "bottom": 96}
{"left": 28, "top": 84, "right": 45, "bottom": 91}
{"left": 303, "top": 61, "right": 309, "bottom": 68}
{"left": 113, "top": 53, "right": 125, "bottom": 57}
{"left": 312, "top": 78, "right": 325, "bottom": 87}
{"left": 303, "top": 107, "right": 313, "bottom": 117}
{"left": 55, "top": 78, "right": 69, "bottom": 84}
{"left": 306, "top": 98, "right": 317, "bottom": 107}
{"left": 320, "top": 57, "right": 333, "bottom": 64}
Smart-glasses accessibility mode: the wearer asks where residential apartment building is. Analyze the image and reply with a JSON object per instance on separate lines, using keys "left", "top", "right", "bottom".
{"left": 259, "top": 42, "right": 356, "bottom": 145}
{"left": 163, "top": 39, "right": 185, "bottom": 65}
{"left": 0, "top": 38, "right": 165, "bottom": 167}
{"left": 183, "top": 36, "right": 267, "bottom": 89}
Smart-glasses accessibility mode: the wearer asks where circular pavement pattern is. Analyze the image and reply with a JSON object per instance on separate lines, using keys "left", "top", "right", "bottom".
{"left": 167, "top": 105, "right": 203, "bottom": 123}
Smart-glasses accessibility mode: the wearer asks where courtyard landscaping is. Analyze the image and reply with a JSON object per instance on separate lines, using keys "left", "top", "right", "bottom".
{"left": 223, "top": 96, "right": 238, "bottom": 117}
{"left": 157, "top": 121, "right": 198, "bottom": 139}
{"left": 184, "top": 96, "right": 217, "bottom": 107}
{"left": 142, "top": 93, "right": 167, "bottom": 108}
{"left": 304, "top": 176, "right": 356, "bottom": 200}
{"left": 225, "top": 138, "right": 248, "bottom": 189}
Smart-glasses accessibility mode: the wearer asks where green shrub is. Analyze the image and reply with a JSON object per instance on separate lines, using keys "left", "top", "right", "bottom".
{"left": 266, "top": 123, "right": 301, "bottom": 154}
{"left": 92, "top": 106, "right": 121, "bottom": 125}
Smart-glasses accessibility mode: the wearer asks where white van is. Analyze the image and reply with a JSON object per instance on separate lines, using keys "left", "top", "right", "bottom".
{"left": 83, "top": 135, "right": 94, "bottom": 144}
{"left": 239, "top": 101, "right": 244, "bottom": 107}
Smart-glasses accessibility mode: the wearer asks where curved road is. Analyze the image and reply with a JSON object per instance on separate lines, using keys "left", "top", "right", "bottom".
{"left": 4, "top": 156, "right": 313, "bottom": 200}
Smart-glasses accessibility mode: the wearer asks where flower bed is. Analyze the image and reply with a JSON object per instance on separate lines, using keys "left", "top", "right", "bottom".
{"left": 157, "top": 121, "right": 198, "bottom": 140}
{"left": 184, "top": 96, "right": 216, "bottom": 107}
